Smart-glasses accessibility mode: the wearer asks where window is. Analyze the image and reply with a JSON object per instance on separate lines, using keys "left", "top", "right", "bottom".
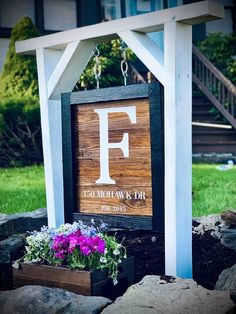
{"left": 125, "top": 0, "right": 162, "bottom": 16}
{"left": 0, "top": 0, "right": 35, "bottom": 28}
{"left": 43, "top": 0, "right": 77, "bottom": 31}
{"left": 101, "top": 0, "right": 121, "bottom": 21}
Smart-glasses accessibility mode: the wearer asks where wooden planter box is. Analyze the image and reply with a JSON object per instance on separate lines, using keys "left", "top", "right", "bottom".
{"left": 13, "top": 257, "right": 134, "bottom": 299}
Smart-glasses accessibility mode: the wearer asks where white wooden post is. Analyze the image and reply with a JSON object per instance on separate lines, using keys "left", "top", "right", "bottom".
{"left": 36, "top": 48, "right": 65, "bottom": 228}
{"left": 164, "top": 21, "right": 192, "bottom": 278}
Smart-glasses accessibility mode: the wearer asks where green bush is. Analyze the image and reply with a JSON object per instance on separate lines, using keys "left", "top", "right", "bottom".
{"left": 0, "top": 97, "right": 43, "bottom": 167}
{"left": 197, "top": 33, "right": 236, "bottom": 84}
{"left": 0, "top": 17, "right": 40, "bottom": 99}
{"left": 0, "top": 17, "right": 42, "bottom": 167}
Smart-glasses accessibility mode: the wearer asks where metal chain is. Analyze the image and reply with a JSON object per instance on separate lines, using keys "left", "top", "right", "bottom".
{"left": 93, "top": 46, "right": 101, "bottom": 89}
{"left": 120, "top": 43, "right": 129, "bottom": 86}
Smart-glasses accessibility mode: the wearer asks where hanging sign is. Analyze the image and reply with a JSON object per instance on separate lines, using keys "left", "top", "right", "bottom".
{"left": 62, "top": 83, "right": 164, "bottom": 230}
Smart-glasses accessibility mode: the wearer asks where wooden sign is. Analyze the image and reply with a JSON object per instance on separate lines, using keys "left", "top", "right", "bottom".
{"left": 62, "top": 83, "right": 164, "bottom": 230}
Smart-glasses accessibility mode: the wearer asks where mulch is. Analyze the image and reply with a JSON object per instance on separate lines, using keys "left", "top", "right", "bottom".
{"left": 112, "top": 226, "right": 236, "bottom": 290}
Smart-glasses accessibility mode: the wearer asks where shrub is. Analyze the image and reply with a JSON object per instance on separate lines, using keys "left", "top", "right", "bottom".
{"left": 197, "top": 33, "right": 236, "bottom": 84}
{"left": 0, "top": 17, "right": 40, "bottom": 99}
{"left": 0, "top": 97, "right": 43, "bottom": 167}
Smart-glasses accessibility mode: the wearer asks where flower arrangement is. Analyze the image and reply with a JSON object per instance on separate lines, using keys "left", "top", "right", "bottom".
{"left": 23, "top": 220, "right": 127, "bottom": 285}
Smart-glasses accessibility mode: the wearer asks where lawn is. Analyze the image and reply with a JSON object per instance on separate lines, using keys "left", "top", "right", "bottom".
{"left": 192, "top": 164, "right": 236, "bottom": 217}
{"left": 0, "top": 164, "right": 236, "bottom": 217}
{"left": 0, "top": 165, "right": 46, "bottom": 215}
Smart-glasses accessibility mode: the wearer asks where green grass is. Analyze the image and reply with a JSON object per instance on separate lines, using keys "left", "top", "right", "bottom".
{"left": 192, "top": 164, "right": 236, "bottom": 217}
{"left": 0, "top": 165, "right": 46, "bottom": 214}
{"left": 0, "top": 164, "right": 236, "bottom": 217}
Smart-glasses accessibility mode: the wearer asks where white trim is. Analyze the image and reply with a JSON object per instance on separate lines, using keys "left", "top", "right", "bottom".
{"left": 16, "top": 1, "right": 224, "bottom": 54}
{"left": 47, "top": 41, "right": 95, "bottom": 100}
{"left": 118, "top": 31, "right": 165, "bottom": 85}
{"left": 192, "top": 122, "right": 232, "bottom": 129}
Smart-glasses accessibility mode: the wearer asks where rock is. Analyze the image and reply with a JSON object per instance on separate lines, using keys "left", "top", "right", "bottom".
{"left": 0, "top": 208, "right": 47, "bottom": 236}
{"left": 193, "top": 214, "right": 236, "bottom": 253}
{"left": 221, "top": 210, "right": 236, "bottom": 226}
{"left": 102, "top": 275, "right": 235, "bottom": 314}
{"left": 193, "top": 214, "right": 224, "bottom": 238}
{"left": 0, "top": 285, "right": 112, "bottom": 314}
{"left": 215, "top": 264, "right": 236, "bottom": 303}
{"left": 0, "top": 235, "right": 26, "bottom": 291}
{"left": 0, "top": 235, "right": 25, "bottom": 259}
{"left": 0, "top": 250, "right": 10, "bottom": 264}
{"left": 220, "top": 228, "right": 236, "bottom": 252}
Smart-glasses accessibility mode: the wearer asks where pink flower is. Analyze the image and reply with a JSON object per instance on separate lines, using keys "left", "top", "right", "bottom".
{"left": 80, "top": 244, "right": 91, "bottom": 256}
{"left": 92, "top": 236, "right": 106, "bottom": 254}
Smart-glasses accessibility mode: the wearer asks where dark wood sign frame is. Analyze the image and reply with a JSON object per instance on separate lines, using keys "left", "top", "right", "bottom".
{"left": 61, "top": 83, "right": 164, "bottom": 230}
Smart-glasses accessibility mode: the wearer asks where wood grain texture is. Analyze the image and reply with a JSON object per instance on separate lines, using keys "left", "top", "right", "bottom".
{"left": 74, "top": 98, "right": 152, "bottom": 216}
{"left": 13, "top": 259, "right": 134, "bottom": 298}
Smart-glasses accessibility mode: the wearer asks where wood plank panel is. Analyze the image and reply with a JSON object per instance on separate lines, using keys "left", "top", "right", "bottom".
{"left": 77, "top": 186, "right": 152, "bottom": 216}
{"left": 74, "top": 99, "right": 150, "bottom": 132}
{"left": 77, "top": 128, "right": 151, "bottom": 159}
{"left": 74, "top": 98, "right": 153, "bottom": 216}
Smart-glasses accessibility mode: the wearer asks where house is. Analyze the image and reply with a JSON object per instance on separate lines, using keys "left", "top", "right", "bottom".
{"left": 0, "top": 0, "right": 235, "bottom": 154}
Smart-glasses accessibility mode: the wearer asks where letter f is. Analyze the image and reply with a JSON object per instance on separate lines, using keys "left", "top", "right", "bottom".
{"left": 94, "top": 106, "right": 136, "bottom": 184}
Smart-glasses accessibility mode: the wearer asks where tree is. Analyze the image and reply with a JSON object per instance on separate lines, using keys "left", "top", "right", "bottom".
{"left": 197, "top": 33, "right": 236, "bottom": 85}
{"left": 0, "top": 17, "right": 40, "bottom": 98}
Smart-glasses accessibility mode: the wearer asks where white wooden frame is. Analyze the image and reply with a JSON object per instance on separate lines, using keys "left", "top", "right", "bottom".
{"left": 16, "top": 1, "right": 224, "bottom": 278}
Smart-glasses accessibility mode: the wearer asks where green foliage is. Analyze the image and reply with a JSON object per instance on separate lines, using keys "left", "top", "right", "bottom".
{"left": 197, "top": 33, "right": 236, "bottom": 84}
{"left": 77, "top": 39, "right": 136, "bottom": 90}
{"left": 0, "top": 16, "right": 40, "bottom": 98}
{"left": 0, "top": 97, "right": 43, "bottom": 167}
{"left": 192, "top": 164, "right": 236, "bottom": 217}
{"left": 0, "top": 165, "right": 46, "bottom": 214}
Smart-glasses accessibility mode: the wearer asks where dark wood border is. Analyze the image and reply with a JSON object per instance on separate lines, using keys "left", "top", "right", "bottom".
{"left": 61, "top": 83, "right": 164, "bottom": 230}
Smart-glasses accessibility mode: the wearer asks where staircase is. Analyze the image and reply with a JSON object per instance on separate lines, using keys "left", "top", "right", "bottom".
{"left": 192, "top": 46, "right": 236, "bottom": 154}
{"left": 129, "top": 46, "right": 236, "bottom": 154}
{"left": 192, "top": 94, "right": 236, "bottom": 153}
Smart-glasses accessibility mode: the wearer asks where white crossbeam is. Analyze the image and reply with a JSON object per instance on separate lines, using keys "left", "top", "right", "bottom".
{"left": 118, "top": 31, "right": 165, "bottom": 85}
{"left": 16, "top": 1, "right": 224, "bottom": 54}
{"left": 48, "top": 41, "right": 95, "bottom": 100}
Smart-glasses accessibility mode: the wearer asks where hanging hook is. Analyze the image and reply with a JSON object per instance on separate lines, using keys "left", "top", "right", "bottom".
{"left": 120, "top": 42, "right": 129, "bottom": 86}
{"left": 93, "top": 46, "right": 101, "bottom": 89}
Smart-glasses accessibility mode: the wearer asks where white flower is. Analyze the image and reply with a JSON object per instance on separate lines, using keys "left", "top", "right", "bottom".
{"left": 100, "top": 257, "right": 107, "bottom": 263}
{"left": 113, "top": 278, "right": 118, "bottom": 285}
{"left": 113, "top": 249, "right": 120, "bottom": 256}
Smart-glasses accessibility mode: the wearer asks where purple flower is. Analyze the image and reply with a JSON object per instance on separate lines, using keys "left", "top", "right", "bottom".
{"left": 80, "top": 244, "right": 91, "bottom": 256}
{"left": 92, "top": 236, "right": 106, "bottom": 254}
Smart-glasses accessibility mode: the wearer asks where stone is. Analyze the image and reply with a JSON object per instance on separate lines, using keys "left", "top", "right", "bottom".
{"left": 102, "top": 275, "right": 235, "bottom": 314}
{"left": 0, "top": 235, "right": 25, "bottom": 259}
{"left": 193, "top": 214, "right": 236, "bottom": 253}
{"left": 0, "top": 208, "right": 47, "bottom": 236}
{"left": 0, "top": 285, "right": 112, "bottom": 314}
{"left": 220, "top": 228, "right": 236, "bottom": 252}
{"left": 0, "top": 250, "right": 10, "bottom": 264}
{"left": 221, "top": 210, "right": 236, "bottom": 226}
{"left": 215, "top": 264, "right": 236, "bottom": 303}
{"left": 193, "top": 214, "right": 224, "bottom": 238}
{"left": 0, "top": 235, "right": 26, "bottom": 291}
